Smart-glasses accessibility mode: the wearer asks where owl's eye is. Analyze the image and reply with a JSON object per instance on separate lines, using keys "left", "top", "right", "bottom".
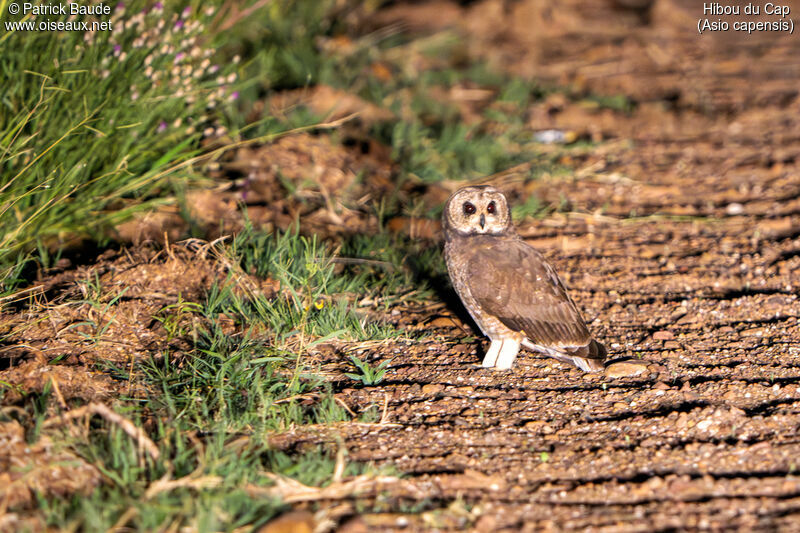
{"left": 486, "top": 201, "right": 496, "bottom": 214}
{"left": 463, "top": 202, "right": 476, "bottom": 215}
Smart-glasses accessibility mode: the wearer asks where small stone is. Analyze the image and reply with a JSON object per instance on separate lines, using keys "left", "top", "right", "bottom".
{"left": 723, "top": 390, "right": 739, "bottom": 401}
{"left": 696, "top": 418, "right": 714, "bottom": 431}
{"left": 670, "top": 306, "right": 689, "bottom": 320}
{"left": 605, "top": 361, "right": 648, "bottom": 378}
{"left": 653, "top": 381, "right": 670, "bottom": 390}
{"left": 729, "top": 406, "right": 746, "bottom": 417}
{"left": 664, "top": 340, "right": 681, "bottom": 349}
{"left": 741, "top": 327, "right": 765, "bottom": 337}
{"left": 337, "top": 517, "right": 368, "bottom": 533}
{"left": 474, "top": 515, "right": 498, "bottom": 531}
{"left": 726, "top": 202, "right": 744, "bottom": 215}
{"left": 428, "top": 316, "right": 460, "bottom": 328}
{"left": 422, "top": 383, "right": 444, "bottom": 395}
{"left": 524, "top": 420, "right": 554, "bottom": 434}
{"left": 652, "top": 330, "right": 674, "bottom": 341}
{"left": 257, "top": 511, "right": 314, "bottom": 533}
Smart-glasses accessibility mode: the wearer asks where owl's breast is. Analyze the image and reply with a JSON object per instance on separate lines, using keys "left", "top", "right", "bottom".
{"left": 444, "top": 237, "right": 514, "bottom": 339}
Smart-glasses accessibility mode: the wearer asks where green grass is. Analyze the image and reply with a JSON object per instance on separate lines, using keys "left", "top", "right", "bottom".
{"left": 345, "top": 354, "right": 391, "bottom": 386}
{"left": 0, "top": 1, "right": 623, "bottom": 528}
{"left": 13, "top": 227, "right": 408, "bottom": 531}
{"left": 0, "top": 0, "right": 349, "bottom": 292}
{"left": 0, "top": 0, "right": 607, "bottom": 290}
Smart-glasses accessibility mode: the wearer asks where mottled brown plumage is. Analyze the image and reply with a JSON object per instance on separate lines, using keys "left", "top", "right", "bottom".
{"left": 443, "top": 185, "right": 606, "bottom": 371}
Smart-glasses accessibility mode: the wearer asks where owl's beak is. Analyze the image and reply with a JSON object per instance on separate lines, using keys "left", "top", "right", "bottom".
{"left": 479, "top": 214, "right": 486, "bottom": 229}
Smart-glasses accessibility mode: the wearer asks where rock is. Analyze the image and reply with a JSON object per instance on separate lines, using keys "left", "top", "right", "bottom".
{"left": 427, "top": 316, "right": 461, "bottom": 328}
{"left": 741, "top": 327, "right": 765, "bottom": 337}
{"left": 605, "top": 361, "right": 648, "bottom": 378}
{"left": 337, "top": 516, "right": 369, "bottom": 533}
{"left": 670, "top": 306, "right": 689, "bottom": 320}
{"left": 422, "top": 383, "right": 444, "bottom": 395}
{"left": 726, "top": 202, "right": 745, "bottom": 215}
{"left": 524, "top": 420, "right": 554, "bottom": 434}
{"left": 474, "top": 515, "right": 498, "bottom": 531}
{"left": 652, "top": 330, "right": 675, "bottom": 341}
{"left": 257, "top": 511, "right": 314, "bottom": 533}
{"left": 696, "top": 418, "right": 714, "bottom": 431}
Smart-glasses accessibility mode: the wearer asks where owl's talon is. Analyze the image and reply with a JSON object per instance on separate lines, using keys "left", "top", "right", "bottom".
{"left": 482, "top": 339, "right": 502, "bottom": 367}
{"left": 495, "top": 338, "right": 521, "bottom": 369}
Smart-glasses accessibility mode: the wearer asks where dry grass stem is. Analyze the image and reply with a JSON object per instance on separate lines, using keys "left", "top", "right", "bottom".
{"left": 144, "top": 474, "right": 223, "bottom": 500}
{"left": 251, "top": 473, "right": 404, "bottom": 504}
{"left": 43, "top": 402, "right": 161, "bottom": 461}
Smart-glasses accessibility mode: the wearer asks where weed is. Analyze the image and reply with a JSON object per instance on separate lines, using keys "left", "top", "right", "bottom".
{"left": 345, "top": 354, "right": 391, "bottom": 386}
{"left": 64, "top": 278, "right": 129, "bottom": 344}
{"left": 539, "top": 451, "right": 550, "bottom": 463}
{"left": 154, "top": 294, "right": 204, "bottom": 342}
{"left": 0, "top": 1, "right": 247, "bottom": 288}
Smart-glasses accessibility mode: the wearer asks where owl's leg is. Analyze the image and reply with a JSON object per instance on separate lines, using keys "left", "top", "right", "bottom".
{"left": 482, "top": 339, "right": 502, "bottom": 367}
{"left": 495, "top": 338, "right": 522, "bottom": 370}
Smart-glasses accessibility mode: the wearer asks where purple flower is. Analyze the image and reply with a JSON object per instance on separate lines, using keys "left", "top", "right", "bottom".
{"left": 174, "top": 52, "right": 185, "bottom": 63}
{"left": 182, "top": 6, "right": 191, "bottom": 17}
{"left": 241, "top": 172, "right": 255, "bottom": 202}
{"left": 157, "top": 121, "right": 167, "bottom": 133}
{"left": 230, "top": 91, "right": 239, "bottom": 101}
{"left": 175, "top": 19, "right": 184, "bottom": 29}
{"left": 113, "top": 44, "right": 121, "bottom": 54}
{"left": 154, "top": 1, "right": 163, "bottom": 9}
{"left": 116, "top": 2, "right": 124, "bottom": 9}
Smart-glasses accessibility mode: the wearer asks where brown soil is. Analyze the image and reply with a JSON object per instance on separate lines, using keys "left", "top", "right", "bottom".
{"left": 4, "top": 0, "right": 800, "bottom": 531}
{"left": 313, "top": 1, "right": 800, "bottom": 530}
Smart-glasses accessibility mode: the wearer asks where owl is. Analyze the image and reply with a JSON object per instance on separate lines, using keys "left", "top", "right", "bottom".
{"left": 442, "top": 185, "right": 606, "bottom": 372}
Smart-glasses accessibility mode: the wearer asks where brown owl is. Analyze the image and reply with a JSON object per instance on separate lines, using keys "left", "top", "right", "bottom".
{"left": 442, "top": 185, "right": 606, "bottom": 372}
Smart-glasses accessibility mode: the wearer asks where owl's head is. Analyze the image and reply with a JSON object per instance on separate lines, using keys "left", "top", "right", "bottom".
{"left": 443, "top": 185, "right": 513, "bottom": 237}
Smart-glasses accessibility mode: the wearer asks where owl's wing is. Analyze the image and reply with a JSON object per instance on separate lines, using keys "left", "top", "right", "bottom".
{"left": 466, "top": 238, "right": 606, "bottom": 366}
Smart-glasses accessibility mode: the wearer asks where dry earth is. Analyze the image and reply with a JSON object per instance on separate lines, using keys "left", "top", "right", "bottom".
{"left": 4, "top": 0, "right": 800, "bottom": 531}
{"left": 308, "top": 1, "right": 800, "bottom": 530}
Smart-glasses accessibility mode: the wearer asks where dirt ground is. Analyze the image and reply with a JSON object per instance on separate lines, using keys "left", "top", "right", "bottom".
{"left": 321, "top": 1, "right": 800, "bottom": 530}
{"left": 4, "top": 0, "right": 800, "bottom": 531}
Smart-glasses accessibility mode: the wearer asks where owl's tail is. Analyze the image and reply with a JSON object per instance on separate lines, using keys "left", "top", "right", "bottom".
{"left": 522, "top": 339, "right": 607, "bottom": 372}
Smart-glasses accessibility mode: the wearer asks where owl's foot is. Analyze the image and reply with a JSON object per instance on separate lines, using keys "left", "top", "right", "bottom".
{"left": 482, "top": 338, "right": 522, "bottom": 369}
{"left": 482, "top": 340, "right": 502, "bottom": 367}
{"left": 495, "top": 339, "right": 521, "bottom": 369}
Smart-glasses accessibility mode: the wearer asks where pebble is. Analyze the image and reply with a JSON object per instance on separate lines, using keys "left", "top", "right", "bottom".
{"left": 257, "top": 511, "right": 314, "bottom": 533}
{"left": 741, "top": 327, "right": 765, "bottom": 337}
{"left": 428, "top": 317, "right": 460, "bottom": 328}
{"left": 524, "top": 420, "right": 555, "bottom": 434}
{"left": 605, "top": 361, "right": 649, "bottom": 378}
{"left": 652, "top": 330, "right": 675, "bottom": 341}
{"left": 422, "top": 383, "right": 444, "bottom": 395}
{"left": 726, "top": 202, "right": 745, "bottom": 215}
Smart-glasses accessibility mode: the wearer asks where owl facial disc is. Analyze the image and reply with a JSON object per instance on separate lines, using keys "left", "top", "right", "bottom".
{"left": 443, "top": 185, "right": 512, "bottom": 236}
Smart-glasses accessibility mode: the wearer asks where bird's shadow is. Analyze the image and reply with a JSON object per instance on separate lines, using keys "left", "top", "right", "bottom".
{"left": 405, "top": 252, "right": 488, "bottom": 357}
